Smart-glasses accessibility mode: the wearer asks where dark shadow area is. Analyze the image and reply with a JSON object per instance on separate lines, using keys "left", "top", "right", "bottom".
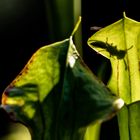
{"left": 0, "top": 0, "right": 48, "bottom": 95}
{"left": 0, "top": 108, "right": 11, "bottom": 136}
{"left": 100, "top": 116, "right": 119, "bottom": 140}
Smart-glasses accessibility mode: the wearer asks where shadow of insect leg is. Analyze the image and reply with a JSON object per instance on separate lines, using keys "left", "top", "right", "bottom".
{"left": 122, "top": 45, "right": 133, "bottom": 70}
{"left": 123, "top": 59, "right": 127, "bottom": 70}
{"left": 127, "top": 45, "right": 133, "bottom": 51}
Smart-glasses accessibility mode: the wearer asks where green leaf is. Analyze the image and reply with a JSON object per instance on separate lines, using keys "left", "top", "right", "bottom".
{"left": 88, "top": 13, "right": 140, "bottom": 140}
{"left": 1, "top": 20, "right": 123, "bottom": 140}
{"left": 84, "top": 123, "right": 100, "bottom": 140}
{"left": 128, "top": 101, "right": 140, "bottom": 140}
{"left": 88, "top": 13, "right": 140, "bottom": 104}
{"left": 118, "top": 101, "right": 140, "bottom": 140}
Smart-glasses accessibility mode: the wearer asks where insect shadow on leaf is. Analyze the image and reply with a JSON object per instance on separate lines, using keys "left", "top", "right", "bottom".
{"left": 90, "top": 38, "right": 133, "bottom": 70}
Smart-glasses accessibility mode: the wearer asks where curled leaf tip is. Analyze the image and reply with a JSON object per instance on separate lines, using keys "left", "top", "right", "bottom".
{"left": 71, "top": 16, "right": 82, "bottom": 36}
{"left": 123, "top": 11, "right": 126, "bottom": 18}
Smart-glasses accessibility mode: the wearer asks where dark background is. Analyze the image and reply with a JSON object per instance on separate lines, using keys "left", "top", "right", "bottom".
{"left": 0, "top": 0, "right": 139, "bottom": 139}
{"left": 0, "top": 0, "right": 48, "bottom": 94}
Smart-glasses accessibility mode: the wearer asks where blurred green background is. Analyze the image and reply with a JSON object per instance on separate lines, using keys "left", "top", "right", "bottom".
{"left": 0, "top": 0, "right": 139, "bottom": 139}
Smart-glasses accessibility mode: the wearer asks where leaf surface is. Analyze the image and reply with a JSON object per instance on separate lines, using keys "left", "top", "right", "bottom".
{"left": 1, "top": 29, "right": 123, "bottom": 140}
{"left": 88, "top": 13, "right": 140, "bottom": 140}
{"left": 88, "top": 13, "right": 140, "bottom": 104}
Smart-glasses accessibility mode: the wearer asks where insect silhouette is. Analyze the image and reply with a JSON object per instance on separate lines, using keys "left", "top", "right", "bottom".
{"left": 90, "top": 38, "right": 133, "bottom": 69}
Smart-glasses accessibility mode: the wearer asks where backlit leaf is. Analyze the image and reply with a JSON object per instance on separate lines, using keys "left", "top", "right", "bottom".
{"left": 88, "top": 12, "right": 140, "bottom": 140}
{"left": 1, "top": 20, "right": 124, "bottom": 140}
